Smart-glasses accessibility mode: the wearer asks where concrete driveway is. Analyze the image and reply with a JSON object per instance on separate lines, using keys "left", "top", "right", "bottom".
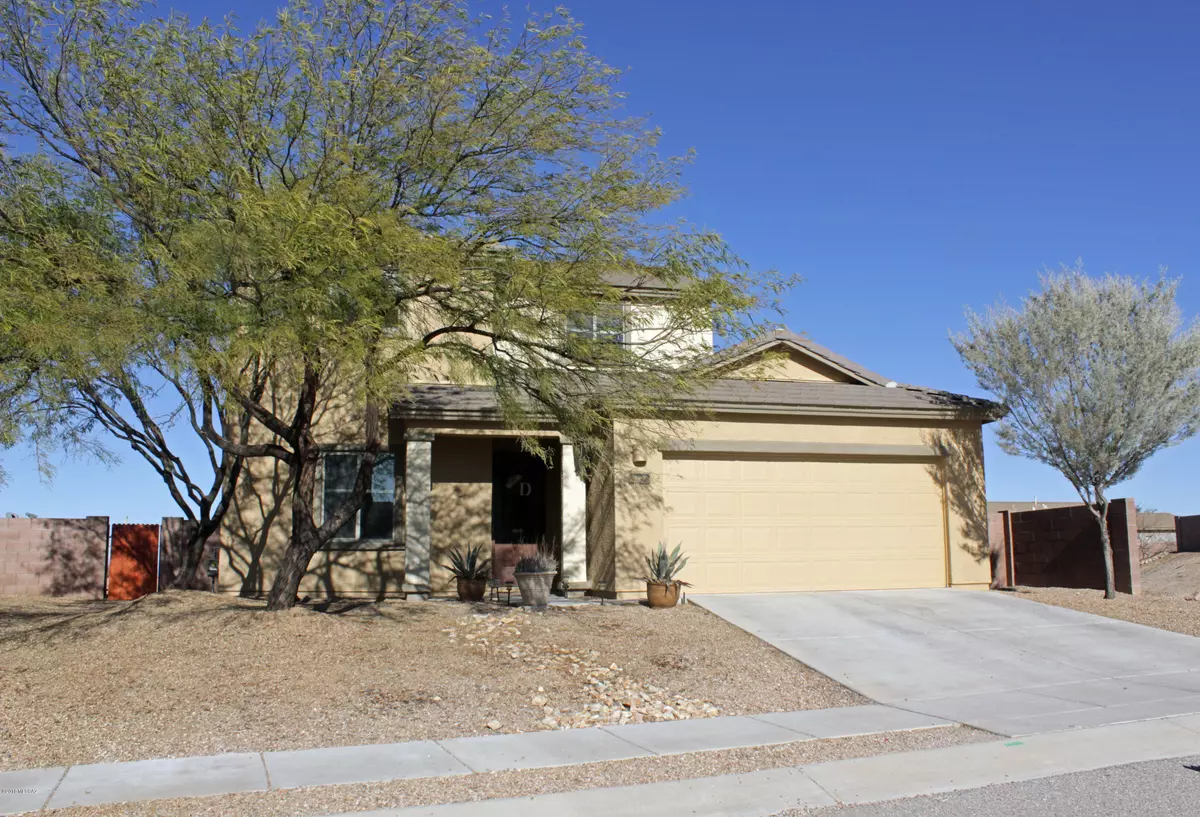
{"left": 693, "top": 589, "right": 1200, "bottom": 736}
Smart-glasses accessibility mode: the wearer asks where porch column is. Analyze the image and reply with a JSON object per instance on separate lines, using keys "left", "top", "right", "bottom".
{"left": 403, "top": 430, "right": 434, "bottom": 595}
{"left": 560, "top": 440, "right": 588, "bottom": 586}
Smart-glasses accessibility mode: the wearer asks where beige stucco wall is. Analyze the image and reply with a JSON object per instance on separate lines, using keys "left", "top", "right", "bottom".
{"left": 720, "top": 350, "right": 853, "bottom": 383}
{"left": 217, "top": 437, "right": 409, "bottom": 599}
{"left": 622, "top": 302, "right": 714, "bottom": 361}
{"left": 217, "top": 373, "right": 408, "bottom": 599}
{"left": 603, "top": 414, "right": 991, "bottom": 596}
{"left": 429, "top": 436, "right": 493, "bottom": 595}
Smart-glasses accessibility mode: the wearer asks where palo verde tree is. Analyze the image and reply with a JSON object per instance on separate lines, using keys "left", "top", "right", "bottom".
{"left": 0, "top": 0, "right": 789, "bottom": 610}
{"left": 0, "top": 153, "right": 264, "bottom": 588}
{"left": 954, "top": 265, "right": 1200, "bottom": 598}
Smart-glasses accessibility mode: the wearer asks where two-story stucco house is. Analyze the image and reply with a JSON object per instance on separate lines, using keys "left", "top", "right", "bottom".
{"left": 217, "top": 278, "right": 1001, "bottom": 599}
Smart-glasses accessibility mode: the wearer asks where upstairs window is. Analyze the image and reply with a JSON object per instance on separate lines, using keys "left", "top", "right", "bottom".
{"left": 323, "top": 452, "right": 396, "bottom": 544}
{"left": 567, "top": 310, "right": 624, "bottom": 343}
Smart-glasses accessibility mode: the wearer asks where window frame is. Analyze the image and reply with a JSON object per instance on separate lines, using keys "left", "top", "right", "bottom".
{"left": 566, "top": 306, "right": 626, "bottom": 344}
{"left": 320, "top": 450, "right": 399, "bottom": 549}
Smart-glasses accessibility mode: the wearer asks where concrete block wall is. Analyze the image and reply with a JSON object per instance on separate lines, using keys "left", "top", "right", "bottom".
{"left": 158, "top": 517, "right": 221, "bottom": 590}
{"left": 1179, "top": 516, "right": 1200, "bottom": 553}
{"left": 1007, "top": 499, "right": 1140, "bottom": 594}
{"left": 0, "top": 516, "right": 109, "bottom": 598}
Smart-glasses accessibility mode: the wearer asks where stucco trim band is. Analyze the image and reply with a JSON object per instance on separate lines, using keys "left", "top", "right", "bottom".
{"left": 662, "top": 440, "right": 939, "bottom": 458}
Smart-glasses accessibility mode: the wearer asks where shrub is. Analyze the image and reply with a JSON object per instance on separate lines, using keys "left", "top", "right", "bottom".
{"left": 514, "top": 547, "right": 556, "bottom": 574}
{"left": 442, "top": 545, "right": 491, "bottom": 580}
{"left": 643, "top": 542, "right": 690, "bottom": 585}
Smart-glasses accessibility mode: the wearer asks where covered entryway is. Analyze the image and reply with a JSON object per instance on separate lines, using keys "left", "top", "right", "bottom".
{"left": 663, "top": 455, "right": 948, "bottom": 593}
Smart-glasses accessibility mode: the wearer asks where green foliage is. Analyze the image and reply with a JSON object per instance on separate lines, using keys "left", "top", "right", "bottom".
{"left": 0, "top": 154, "right": 132, "bottom": 482}
{"left": 0, "top": 0, "right": 793, "bottom": 607}
{"left": 954, "top": 264, "right": 1200, "bottom": 496}
{"left": 643, "top": 541, "right": 690, "bottom": 585}
{"left": 442, "top": 544, "right": 491, "bottom": 581}
{"left": 0, "top": 154, "right": 254, "bottom": 585}
{"left": 953, "top": 264, "right": 1200, "bottom": 598}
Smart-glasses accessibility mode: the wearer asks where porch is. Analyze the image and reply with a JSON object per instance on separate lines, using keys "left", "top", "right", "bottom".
{"left": 398, "top": 427, "right": 589, "bottom": 598}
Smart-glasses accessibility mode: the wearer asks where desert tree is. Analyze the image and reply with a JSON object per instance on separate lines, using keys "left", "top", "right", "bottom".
{"left": 0, "top": 0, "right": 790, "bottom": 609}
{"left": 0, "top": 349, "right": 27, "bottom": 488}
{"left": 953, "top": 265, "right": 1200, "bottom": 598}
{"left": 0, "top": 153, "right": 266, "bottom": 587}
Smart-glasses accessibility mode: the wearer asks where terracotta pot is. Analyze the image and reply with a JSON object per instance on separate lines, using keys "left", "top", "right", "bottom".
{"left": 646, "top": 581, "right": 681, "bottom": 609}
{"left": 456, "top": 577, "right": 487, "bottom": 602}
{"left": 514, "top": 571, "right": 556, "bottom": 607}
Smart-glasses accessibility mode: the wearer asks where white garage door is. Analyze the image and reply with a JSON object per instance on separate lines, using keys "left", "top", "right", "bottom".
{"left": 663, "top": 455, "right": 948, "bottom": 593}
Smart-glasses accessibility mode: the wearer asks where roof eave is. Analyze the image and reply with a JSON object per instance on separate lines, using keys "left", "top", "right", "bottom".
{"left": 392, "top": 399, "right": 1002, "bottom": 424}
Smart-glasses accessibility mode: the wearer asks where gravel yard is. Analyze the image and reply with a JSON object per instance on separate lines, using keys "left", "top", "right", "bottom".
{"left": 1017, "top": 586, "right": 1200, "bottom": 637}
{"left": 45, "top": 725, "right": 989, "bottom": 817}
{"left": 0, "top": 591, "right": 862, "bottom": 771}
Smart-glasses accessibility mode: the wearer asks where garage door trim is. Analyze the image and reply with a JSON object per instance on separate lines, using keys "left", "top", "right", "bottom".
{"left": 663, "top": 439, "right": 939, "bottom": 458}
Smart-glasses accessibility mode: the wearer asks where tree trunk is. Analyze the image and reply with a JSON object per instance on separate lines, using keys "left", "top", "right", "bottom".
{"left": 266, "top": 450, "right": 322, "bottom": 610}
{"left": 1092, "top": 493, "right": 1117, "bottom": 600}
{"left": 167, "top": 449, "right": 246, "bottom": 591}
{"left": 262, "top": 357, "right": 381, "bottom": 611}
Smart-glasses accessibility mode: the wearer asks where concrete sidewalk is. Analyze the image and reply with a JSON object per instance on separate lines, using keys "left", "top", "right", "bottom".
{"left": 323, "top": 714, "right": 1200, "bottom": 817}
{"left": 0, "top": 704, "right": 948, "bottom": 815}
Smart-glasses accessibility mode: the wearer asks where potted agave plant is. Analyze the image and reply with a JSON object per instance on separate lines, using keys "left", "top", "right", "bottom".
{"left": 442, "top": 544, "right": 491, "bottom": 602}
{"left": 513, "top": 546, "right": 557, "bottom": 608}
{"left": 643, "top": 542, "right": 690, "bottom": 609}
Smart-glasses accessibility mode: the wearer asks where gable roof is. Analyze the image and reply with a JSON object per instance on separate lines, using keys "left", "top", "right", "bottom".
{"left": 710, "top": 329, "right": 892, "bottom": 386}
{"left": 391, "top": 327, "right": 1004, "bottom": 422}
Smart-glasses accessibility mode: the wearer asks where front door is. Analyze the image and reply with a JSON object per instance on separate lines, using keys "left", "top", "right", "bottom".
{"left": 492, "top": 448, "right": 548, "bottom": 544}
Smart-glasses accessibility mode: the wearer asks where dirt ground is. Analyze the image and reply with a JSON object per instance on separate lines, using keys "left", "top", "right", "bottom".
{"left": 1019, "top": 583, "right": 1200, "bottom": 637}
{"left": 48, "top": 726, "right": 990, "bottom": 817}
{"left": 0, "top": 591, "right": 862, "bottom": 771}
{"left": 1140, "top": 553, "right": 1200, "bottom": 597}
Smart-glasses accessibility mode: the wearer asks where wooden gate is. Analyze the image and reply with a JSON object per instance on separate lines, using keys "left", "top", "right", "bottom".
{"left": 108, "top": 523, "right": 159, "bottom": 600}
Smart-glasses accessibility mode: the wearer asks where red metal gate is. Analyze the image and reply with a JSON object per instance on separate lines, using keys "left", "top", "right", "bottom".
{"left": 107, "top": 524, "right": 159, "bottom": 600}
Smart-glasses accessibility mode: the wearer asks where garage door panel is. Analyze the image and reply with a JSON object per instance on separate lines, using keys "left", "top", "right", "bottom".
{"left": 740, "top": 492, "right": 777, "bottom": 518}
{"left": 667, "top": 458, "right": 706, "bottom": 481}
{"left": 664, "top": 455, "right": 947, "bottom": 594}
{"left": 701, "top": 459, "right": 741, "bottom": 481}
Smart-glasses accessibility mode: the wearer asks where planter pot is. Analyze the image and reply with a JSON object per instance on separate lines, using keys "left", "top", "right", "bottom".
{"left": 456, "top": 577, "right": 487, "bottom": 602}
{"left": 646, "top": 582, "right": 681, "bottom": 609}
{"left": 514, "top": 571, "right": 556, "bottom": 608}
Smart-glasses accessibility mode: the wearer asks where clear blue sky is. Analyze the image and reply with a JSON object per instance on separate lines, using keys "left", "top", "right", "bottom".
{"left": 3, "top": 0, "right": 1198, "bottom": 519}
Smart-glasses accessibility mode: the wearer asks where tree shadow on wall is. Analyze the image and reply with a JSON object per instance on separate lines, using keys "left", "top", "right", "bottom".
{"left": 36, "top": 517, "right": 108, "bottom": 598}
{"left": 309, "top": 546, "right": 406, "bottom": 602}
{"left": 923, "top": 427, "right": 994, "bottom": 577}
{"left": 222, "top": 457, "right": 294, "bottom": 597}
{"left": 219, "top": 369, "right": 374, "bottom": 598}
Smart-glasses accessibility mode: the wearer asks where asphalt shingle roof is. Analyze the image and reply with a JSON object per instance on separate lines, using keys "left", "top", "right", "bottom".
{"left": 392, "top": 327, "right": 1002, "bottom": 420}
{"left": 392, "top": 379, "right": 1000, "bottom": 419}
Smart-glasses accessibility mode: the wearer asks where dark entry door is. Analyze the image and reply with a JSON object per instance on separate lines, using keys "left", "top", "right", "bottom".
{"left": 492, "top": 449, "right": 547, "bottom": 544}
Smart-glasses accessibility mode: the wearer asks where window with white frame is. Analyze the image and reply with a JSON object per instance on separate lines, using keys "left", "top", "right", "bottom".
{"left": 566, "top": 308, "right": 624, "bottom": 343}
{"left": 323, "top": 452, "right": 396, "bottom": 544}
